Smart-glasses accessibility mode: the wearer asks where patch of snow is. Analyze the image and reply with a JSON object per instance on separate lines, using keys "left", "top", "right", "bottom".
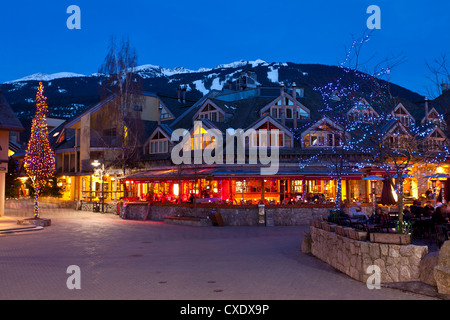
{"left": 193, "top": 80, "right": 209, "bottom": 95}
{"left": 135, "top": 64, "right": 211, "bottom": 78}
{"left": 251, "top": 59, "right": 269, "bottom": 68}
{"left": 210, "top": 78, "right": 223, "bottom": 91}
{"left": 212, "top": 59, "right": 268, "bottom": 70}
{"left": 3, "top": 59, "right": 285, "bottom": 85}
{"left": 267, "top": 66, "right": 279, "bottom": 83}
{"left": 7, "top": 82, "right": 27, "bottom": 92}
{"left": 6, "top": 72, "right": 86, "bottom": 83}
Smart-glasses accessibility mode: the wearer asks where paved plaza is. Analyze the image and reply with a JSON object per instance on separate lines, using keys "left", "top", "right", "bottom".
{"left": 0, "top": 208, "right": 437, "bottom": 300}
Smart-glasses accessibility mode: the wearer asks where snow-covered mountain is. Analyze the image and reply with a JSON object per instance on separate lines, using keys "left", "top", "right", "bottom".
{"left": 5, "top": 72, "right": 88, "bottom": 83}
{"left": 0, "top": 59, "right": 424, "bottom": 141}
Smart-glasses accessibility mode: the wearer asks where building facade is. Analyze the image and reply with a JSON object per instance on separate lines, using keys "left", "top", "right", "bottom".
{"left": 49, "top": 74, "right": 450, "bottom": 210}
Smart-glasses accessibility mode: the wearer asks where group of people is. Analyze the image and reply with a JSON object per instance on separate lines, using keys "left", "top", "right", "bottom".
{"left": 142, "top": 192, "right": 179, "bottom": 203}
{"left": 141, "top": 192, "right": 201, "bottom": 204}
{"left": 406, "top": 200, "right": 450, "bottom": 239}
{"left": 280, "top": 193, "right": 328, "bottom": 205}
{"left": 330, "top": 199, "right": 449, "bottom": 240}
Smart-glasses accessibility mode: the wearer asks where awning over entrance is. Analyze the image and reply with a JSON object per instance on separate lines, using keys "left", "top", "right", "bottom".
{"left": 123, "top": 166, "right": 364, "bottom": 182}
{"left": 122, "top": 167, "right": 218, "bottom": 183}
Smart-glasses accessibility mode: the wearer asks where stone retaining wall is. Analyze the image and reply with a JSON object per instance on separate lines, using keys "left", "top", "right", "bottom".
{"left": 310, "top": 226, "right": 428, "bottom": 283}
{"left": 80, "top": 201, "right": 118, "bottom": 214}
{"left": 122, "top": 203, "right": 345, "bottom": 226}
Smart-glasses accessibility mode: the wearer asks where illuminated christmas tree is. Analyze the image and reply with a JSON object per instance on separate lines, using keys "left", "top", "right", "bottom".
{"left": 24, "top": 82, "right": 56, "bottom": 218}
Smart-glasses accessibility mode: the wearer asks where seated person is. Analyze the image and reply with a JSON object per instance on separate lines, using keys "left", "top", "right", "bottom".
{"left": 311, "top": 194, "right": 320, "bottom": 203}
{"left": 410, "top": 200, "right": 424, "bottom": 219}
{"left": 350, "top": 202, "right": 368, "bottom": 220}
{"left": 432, "top": 207, "right": 449, "bottom": 240}
{"left": 369, "top": 207, "right": 383, "bottom": 224}
{"left": 432, "top": 207, "right": 447, "bottom": 226}
{"left": 403, "top": 206, "right": 412, "bottom": 221}
{"left": 423, "top": 201, "right": 434, "bottom": 217}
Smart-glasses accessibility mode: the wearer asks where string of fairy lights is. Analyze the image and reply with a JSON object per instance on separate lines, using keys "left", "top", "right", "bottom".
{"left": 24, "top": 82, "right": 56, "bottom": 218}
{"left": 294, "top": 33, "right": 449, "bottom": 207}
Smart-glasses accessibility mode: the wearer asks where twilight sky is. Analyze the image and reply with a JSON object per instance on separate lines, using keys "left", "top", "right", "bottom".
{"left": 1, "top": 0, "right": 449, "bottom": 96}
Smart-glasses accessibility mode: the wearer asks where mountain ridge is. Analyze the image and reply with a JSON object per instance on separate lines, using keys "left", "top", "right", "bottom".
{"left": 0, "top": 59, "right": 425, "bottom": 142}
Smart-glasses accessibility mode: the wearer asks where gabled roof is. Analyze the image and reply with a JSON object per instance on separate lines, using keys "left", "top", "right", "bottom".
{"left": 380, "top": 119, "right": 412, "bottom": 138}
{"left": 157, "top": 93, "right": 195, "bottom": 120}
{"left": 168, "top": 90, "right": 225, "bottom": 130}
{"left": 0, "top": 92, "right": 24, "bottom": 132}
{"left": 245, "top": 114, "right": 294, "bottom": 138}
{"left": 191, "top": 98, "right": 227, "bottom": 121}
{"left": 300, "top": 116, "right": 345, "bottom": 138}
{"left": 145, "top": 124, "right": 174, "bottom": 145}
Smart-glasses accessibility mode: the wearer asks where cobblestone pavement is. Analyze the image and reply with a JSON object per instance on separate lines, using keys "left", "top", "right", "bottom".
{"left": 0, "top": 208, "right": 437, "bottom": 300}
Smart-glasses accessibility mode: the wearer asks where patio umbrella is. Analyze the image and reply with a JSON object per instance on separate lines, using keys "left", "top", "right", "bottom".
{"left": 392, "top": 173, "right": 413, "bottom": 179}
{"left": 362, "top": 175, "right": 385, "bottom": 181}
{"left": 424, "top": 174, "right": 448, "bottom": 179}
{"left": 380, "top": 178, "right": 396, "bottom": 205}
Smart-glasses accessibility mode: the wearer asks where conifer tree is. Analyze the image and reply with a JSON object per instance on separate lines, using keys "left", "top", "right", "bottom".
{"left": 24, "top": 82, "right": 56, "bottom": 218}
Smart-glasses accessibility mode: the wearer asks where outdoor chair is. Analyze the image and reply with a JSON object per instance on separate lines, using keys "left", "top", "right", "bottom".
{"left": 434, "top": 225, "right": 449, "bottom": 248}
{"left": 336, "top": 217, "right": 352, "bottom": 227}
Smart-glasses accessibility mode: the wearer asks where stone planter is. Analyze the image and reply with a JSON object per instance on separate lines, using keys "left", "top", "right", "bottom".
{"left": 311, "top": 219, "right": 321, "bottom": 228}
{"left": 335, "top": 225, "right": 345, "bottom": 236}
{"left": 322, "top": 223, "right": 336, "bottom": 232}
{"left": 370, "top": 232, "right": 411, "bottom": 245}
{"left": 320, "top": 221, "right": 329, "bottom": 229}
{"left": 310, "top": 226, "right": 428, "bottom": 283}
{"left": 433, "top": 241, "right": 450, "bottom": 295}
{"left": 343, "top": 227, "right": 353, "bottom": 237}
{"left": 17, "top": 217, "right": 51, "bottom": 227}
{"left": 347, "top": 229, "right": 368, "bottom": 241}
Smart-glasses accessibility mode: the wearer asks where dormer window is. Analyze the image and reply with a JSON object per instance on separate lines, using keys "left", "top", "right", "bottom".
{"left": 385, "top": 125, "right": 410, "bottom": 149}
{"left": 247, "top": 118, "right": 293, "bottom": 148}
{"left": 250, "top": 123, "right": 286, "bottom": 148}
{"left": 388, "top": 135, "right": 408, "bottom": 149}
{"left": 160, "top": 105, "right": 171, "bottom": 120}
{"left": 144, "top": 131, "right": 170, "bottom": 154}
{"left": 195, "top": 102, "right": 225, "bottom": 122}
{"left": 424, "top": 128, "right": 447, "bottom": 151}
{"left": 270, "top": 104, "right": 309, "bottom": 120}
{"left": 393, "top": 104, "right": 414, "bottom": 127}
{"left": 276, "top": 98, "right": 294, "bottom": 106}
{"left": 347, "top": 99, "right": 378, "bottom": 123}
{"left": 428, "top": 110, "right": 439, "bottom": 120}
{"left": 301, "top": 119, "right": 344, "bottom": 148}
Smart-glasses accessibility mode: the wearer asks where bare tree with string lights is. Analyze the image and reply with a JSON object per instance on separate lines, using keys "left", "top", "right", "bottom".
{"left": 303, "top": 31, "right": 449, "bottom": 232}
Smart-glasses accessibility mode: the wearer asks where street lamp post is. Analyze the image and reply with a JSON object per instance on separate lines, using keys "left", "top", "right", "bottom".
{"left": 424, "top": 174, "right": 448, "bottom": 205}
{"left": 92, "top": 159, "right": 105, "bottom": 213}
{"left": 363, "top": 175, "right": 384, "bottom": 214}
{"left": 431, "top": 178, "right": 437, "bottom": 206}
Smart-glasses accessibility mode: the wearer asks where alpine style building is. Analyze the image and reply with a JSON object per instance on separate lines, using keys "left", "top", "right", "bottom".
{"left": 17, "top": 71, "right": 450, "bottom": 213}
